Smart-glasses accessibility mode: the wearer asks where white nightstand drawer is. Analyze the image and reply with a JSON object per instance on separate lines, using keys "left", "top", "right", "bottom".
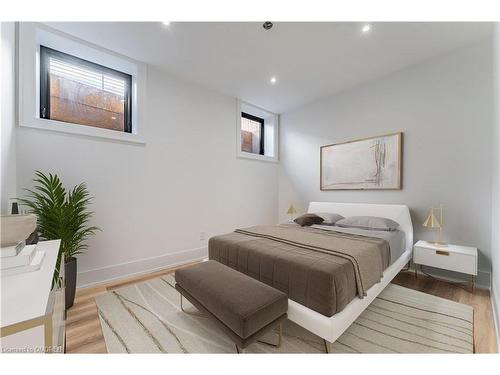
{"left": 414, "top": 245, "right": 477, "bottom": 275}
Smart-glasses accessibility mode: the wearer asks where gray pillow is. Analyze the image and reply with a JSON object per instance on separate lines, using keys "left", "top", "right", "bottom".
{"left": 294, "top": 213, "right": 324, "bottom": 227}
{"left": 335, "top": 216, "right": 399, "bottom": 231}
{"left": 315, "top": 212, "right": 344, "bottom": 226}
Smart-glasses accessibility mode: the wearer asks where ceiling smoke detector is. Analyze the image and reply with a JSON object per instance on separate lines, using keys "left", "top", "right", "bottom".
{"left": 262, "top": 22, "right": 273, "bottom": 30}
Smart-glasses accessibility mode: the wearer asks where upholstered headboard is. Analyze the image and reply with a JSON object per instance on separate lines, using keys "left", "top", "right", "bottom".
{"left": 307, "top": 201, "right": 414, "bottom": 252}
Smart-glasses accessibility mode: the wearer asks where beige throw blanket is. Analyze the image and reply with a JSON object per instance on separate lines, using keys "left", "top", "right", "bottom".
{"left": 235, "top": 225, "right": 390, "bottom": 297}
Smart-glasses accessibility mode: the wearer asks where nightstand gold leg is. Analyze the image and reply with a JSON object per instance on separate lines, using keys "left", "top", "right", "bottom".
{"left": 471, "top": 275, "right": 475, "bottom": 293}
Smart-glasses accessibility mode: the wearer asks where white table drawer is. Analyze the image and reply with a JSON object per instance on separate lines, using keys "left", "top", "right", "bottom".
{"left": 414, "top": 246, "right": 477, "bottom": 275}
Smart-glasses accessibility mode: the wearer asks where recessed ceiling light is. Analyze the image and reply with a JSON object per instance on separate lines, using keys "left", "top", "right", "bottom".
{"left": 361, "top": 24, "right": 371, "bottom": 33}
{"left": 162, "top": 21, "right": 171, "bottom": 26}
{"left": 111, "top": 116, "right": 117, "bottom": 120}
{"left": 270, "top": 76, "right": 277, "bottom": 84}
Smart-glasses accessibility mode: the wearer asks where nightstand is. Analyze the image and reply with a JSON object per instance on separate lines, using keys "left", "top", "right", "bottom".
{"left": 413, "top": 240, "right": 478, "bottom": 292}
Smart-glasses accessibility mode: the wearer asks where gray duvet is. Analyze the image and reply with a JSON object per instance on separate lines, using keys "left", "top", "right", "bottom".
{"left": 208, "top": 224, "right": 396, "bottom": 317}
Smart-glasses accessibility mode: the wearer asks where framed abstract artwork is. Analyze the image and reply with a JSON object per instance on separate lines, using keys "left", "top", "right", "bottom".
{"left": 320, "top": 132, "right": 402, "bottom": 190}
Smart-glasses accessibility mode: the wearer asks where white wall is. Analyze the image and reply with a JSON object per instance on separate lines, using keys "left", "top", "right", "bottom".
{"left": 279, "top": 39, "right": 493, "bottom": 287}
{"left": 1, "top": 22, "right": 17, "bottom": 214}
{"left": 492, "top": 24, "right": 500, "bottom": 343}
{"left": 11, "top": 23, "right": 496, "bottom": 298}
{"left": 16, "top": 63, "right": 278, "bottom": 286}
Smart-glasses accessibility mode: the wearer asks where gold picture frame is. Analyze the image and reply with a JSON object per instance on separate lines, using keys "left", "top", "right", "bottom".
{"left": 320, "top": 132, "right": 403, "bottom": 190}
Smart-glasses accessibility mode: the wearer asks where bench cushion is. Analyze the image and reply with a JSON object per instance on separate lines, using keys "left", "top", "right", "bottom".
{"left": 175, "top": 260, "right": 288, "bottom": 339}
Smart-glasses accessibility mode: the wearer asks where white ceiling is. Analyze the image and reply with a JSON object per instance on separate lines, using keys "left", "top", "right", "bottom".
{"left": 45, "top": 22, "right": 493, "bottom": 113}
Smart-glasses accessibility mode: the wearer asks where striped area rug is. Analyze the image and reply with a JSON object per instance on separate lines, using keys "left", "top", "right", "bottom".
{"left": 95, "top": 274, "right": 474, "bottom": 353}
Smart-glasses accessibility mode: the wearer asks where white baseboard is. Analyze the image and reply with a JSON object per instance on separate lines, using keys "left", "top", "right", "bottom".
{"left": 491, "top": 283, "right": 500, "bottom": 353}
{"left": 76, "top": 246, "right": 208, "bottom": 288}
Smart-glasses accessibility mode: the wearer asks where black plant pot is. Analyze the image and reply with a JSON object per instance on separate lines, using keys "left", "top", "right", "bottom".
{"left": 65, "top": 257, "right": 77, "bottom": 310}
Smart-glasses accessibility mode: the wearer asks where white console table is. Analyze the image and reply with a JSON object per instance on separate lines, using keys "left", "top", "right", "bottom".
{"left": 0, "top": 240, "right": 65, "bottom": 353}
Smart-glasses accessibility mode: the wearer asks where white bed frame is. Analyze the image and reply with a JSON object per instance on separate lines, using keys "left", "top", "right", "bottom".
{"left": 287, "top": 202, "right": 413, "bottom": 347}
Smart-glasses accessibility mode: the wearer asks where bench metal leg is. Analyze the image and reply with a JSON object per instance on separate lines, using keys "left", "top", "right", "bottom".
{"left": 257, "top": 323, "right": 282, "bottom": 348}
{"left": 180, "top": 294, "right": 208, "bottom": 318}
{"left": 323, "top": 339, "right": 332, "bottom": 353}
{"left": 236, "top": 324, "right": 283, "bottom": 353}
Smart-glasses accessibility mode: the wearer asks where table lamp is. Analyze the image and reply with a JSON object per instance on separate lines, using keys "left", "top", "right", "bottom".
{"left": 422, "top": 204, "right": 447, "bottom": 247}
{"left": 287, "top": 203, "right": 298, "bottom": 221}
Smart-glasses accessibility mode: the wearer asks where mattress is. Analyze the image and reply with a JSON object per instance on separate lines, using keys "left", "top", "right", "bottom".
{"left": 208, "top": 224, "right": 405, "bottom": 317}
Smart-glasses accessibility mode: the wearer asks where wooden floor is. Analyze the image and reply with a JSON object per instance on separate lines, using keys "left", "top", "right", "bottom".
{"left": 66, "top": 266, "right": 498, "bottom": 354}
{"left": 392, "top": 272, "right": 497, "bottom": 353}
{"left": 65, "top": 262, "right": 199, "bottom": 354}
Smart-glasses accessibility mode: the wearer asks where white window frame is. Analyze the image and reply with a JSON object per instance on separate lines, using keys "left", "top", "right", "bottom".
{"left": 18, "top": 23, "right": 146, "bottom": 145}
{"left": 236, "top": 100, "right": 279, "bottom": 163}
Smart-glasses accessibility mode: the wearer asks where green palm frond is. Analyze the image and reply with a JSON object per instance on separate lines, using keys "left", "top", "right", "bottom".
{"left": 17, "top": 171, "right": 100, "bottom": 285}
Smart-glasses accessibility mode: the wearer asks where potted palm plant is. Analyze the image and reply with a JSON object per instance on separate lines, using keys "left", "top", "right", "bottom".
{"left": 18, "top": 171, "right": 99, "bottom": 309}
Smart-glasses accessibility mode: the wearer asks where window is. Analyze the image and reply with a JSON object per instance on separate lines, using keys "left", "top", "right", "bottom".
{"left": 241, "top": 112, "right": 264, "bottom": 155}
{"left": 19, "top": 24, "right": 144, "bottom": 144}
{"left": 39, "top": 46, "right": 132, "bottom": 133}
{"left": 237, "top": 101, "right": 279, "bottom": 162}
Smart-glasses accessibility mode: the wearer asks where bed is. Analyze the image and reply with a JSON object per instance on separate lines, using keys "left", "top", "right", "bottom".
{"left": 208, "top": 202, "right": 413, "bottom": 347}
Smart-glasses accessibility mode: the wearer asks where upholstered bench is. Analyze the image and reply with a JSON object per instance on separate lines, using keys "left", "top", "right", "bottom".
{"left": 175, "top": 260, "right": 288, "bottom": 353}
